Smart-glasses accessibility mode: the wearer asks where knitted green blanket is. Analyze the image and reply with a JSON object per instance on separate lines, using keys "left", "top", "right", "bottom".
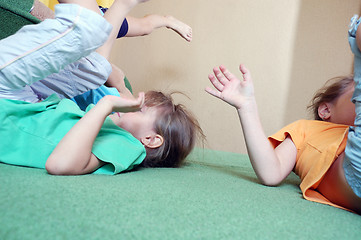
{"left": 0, "top": 0, "right": 40, "bottom": 39}
{"left": 1, "top": 148, "right": 360, "bottom": 239}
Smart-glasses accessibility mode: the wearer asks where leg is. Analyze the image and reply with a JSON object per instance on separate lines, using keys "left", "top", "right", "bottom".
{"left": 71, "top": 64, "right": 133, "bottom": 111}
{"left": 0, "top": 2, "right": 112, "bottom": 93}
{"left": 343, "top": 104, "right": 361, "bottom": 198}
{"left": 29, "top": 52, "right": 112, "bottom": 100}
{"left": 30, "top": 0, "right": 55, "bottom": 20}
{"left": 104, "top": 64, "right": 133, "bottom": 97}
{"left": 344, "top": 15, "right": 361, "bottom": 198}
{"left": 28, "top": 0, "right": 146, "bottom": 101}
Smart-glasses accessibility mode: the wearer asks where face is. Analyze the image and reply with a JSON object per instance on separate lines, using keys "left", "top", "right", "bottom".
{"left": 327, "top": 84, "right": 356, "bottom": 126}
{"left": 109, "top": 106, "right": 158, "bottom": 140}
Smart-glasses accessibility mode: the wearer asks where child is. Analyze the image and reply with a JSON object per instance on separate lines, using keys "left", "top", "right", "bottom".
{"left": 205, "top": 18, "right": 361, "bottom": 214}
{"left": 0, "top": 0, "right": 203, "bottom": 175}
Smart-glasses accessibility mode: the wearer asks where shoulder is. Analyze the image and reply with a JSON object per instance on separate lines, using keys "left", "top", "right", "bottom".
{"left": 268, "top": 119, "right": 314, "bottom": 149}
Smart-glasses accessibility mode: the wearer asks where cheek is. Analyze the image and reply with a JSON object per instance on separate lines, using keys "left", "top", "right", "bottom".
{"left": 340, "top": 103, "right": 356, "bottom": 125}
{"left": 348, "top": 106, "right": 357, "bottom": 124}
{"left": 118, "top": 114, "right": 136, "bottom": 131}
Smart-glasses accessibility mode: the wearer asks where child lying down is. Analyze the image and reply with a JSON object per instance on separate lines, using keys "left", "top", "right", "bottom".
{"left": 0, "top": 0, "right": 203, "bottom": 175}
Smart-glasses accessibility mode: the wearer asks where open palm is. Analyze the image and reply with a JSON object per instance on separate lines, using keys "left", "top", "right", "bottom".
{"left": 205, "top": 64, "right": 255, "bottom": 110}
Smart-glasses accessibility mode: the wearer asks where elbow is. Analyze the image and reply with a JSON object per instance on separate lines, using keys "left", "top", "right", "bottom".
{"left": 45, "top": 158, "right": 63, "bottom": 175}
{"left": 261, "top": 181, "right": 281, "bottom": 187}
{"left": 46, "top": 156, "right": 72, "bottom": 175}
{"left": 258, "top": 176, "right": 283, "bottom": 187}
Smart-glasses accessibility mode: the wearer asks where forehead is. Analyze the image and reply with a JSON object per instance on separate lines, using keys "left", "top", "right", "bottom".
{"left": 341, "top": 83, "right": 355, "bottom": 97}
{"left": 333, "top": 82, "right": 354, "bottom": 100}
{"left": 333, "top": 84, "right": 355, "bottom": 108}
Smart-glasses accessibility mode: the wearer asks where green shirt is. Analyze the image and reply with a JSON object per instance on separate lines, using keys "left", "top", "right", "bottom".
{"left": 0, "top": 94, "right": 146, "bottom": 174}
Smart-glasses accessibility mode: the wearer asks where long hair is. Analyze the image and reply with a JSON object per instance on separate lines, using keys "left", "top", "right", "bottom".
{"left": 141, "top": 91, "right": 205, "bottom": 168}
{"left": 307, "top": 75, "right": 354, "bottom": 120}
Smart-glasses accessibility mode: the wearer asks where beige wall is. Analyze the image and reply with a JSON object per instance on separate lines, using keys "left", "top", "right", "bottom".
{"left": 110, "top": 0, "right": 361, "bottom": 154}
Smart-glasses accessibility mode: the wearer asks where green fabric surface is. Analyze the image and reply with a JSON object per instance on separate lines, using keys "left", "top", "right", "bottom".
{"left": 0, "top": 0, "right": 40, "bottom": 40}
{"left": 1, "top": 148, "right": 360, "bottom": 239}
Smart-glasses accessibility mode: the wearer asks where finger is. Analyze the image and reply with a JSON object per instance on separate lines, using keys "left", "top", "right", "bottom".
{"left": 213, "top": 66, "right": 229, "bottom": 86}
{"left": 205, "top": 87, "right": 222, "bottom": 99}
{"left": 239, "top": 64, "right": 252, "bottom": 82}
{"left": 137, "top": 92, "right": 145, "bottom": 107}
{"left": 208, "top": 73, "right": 224, "bottom": 92}
{"left": 219, "top": 65, "right": 238, "bottom": 81}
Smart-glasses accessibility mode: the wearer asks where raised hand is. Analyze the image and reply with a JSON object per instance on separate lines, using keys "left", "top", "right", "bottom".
{"left": 103, "top": 92, "right": 145, "bottom": 113}
{"left": 205, "top": 64, "right": 255, "bottom": 110}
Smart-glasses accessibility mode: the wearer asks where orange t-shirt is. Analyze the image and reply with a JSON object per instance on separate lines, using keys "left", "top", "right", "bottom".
{"left": 268, "top": 119, "right": 350, "bottom": 210}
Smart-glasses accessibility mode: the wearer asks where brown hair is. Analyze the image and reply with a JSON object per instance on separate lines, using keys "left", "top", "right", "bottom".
{"left": 307, "top": 75, "right": 354, "bottom": 120}
{"left": 141, "top": 91, "right": 205, "bottom": 168}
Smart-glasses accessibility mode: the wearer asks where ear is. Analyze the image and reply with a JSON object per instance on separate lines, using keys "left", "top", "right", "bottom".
{"left": 318, "top": 102, "right": 331, "bottom": 121}
{"left": 140, "top": 134, "right": 164, "bottom": 149}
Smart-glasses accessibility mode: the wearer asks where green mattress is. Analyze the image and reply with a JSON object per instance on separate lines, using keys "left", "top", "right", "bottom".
{"left": 1, "top": 148, "right": 360, "bottom": 239}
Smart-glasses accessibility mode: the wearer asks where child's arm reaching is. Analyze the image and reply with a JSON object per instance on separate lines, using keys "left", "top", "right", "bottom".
{"left": 46, "top": 93, "right": 145, "bottom": 175}
{"left": 205, "top": 64, "right": 297, "bottom": 185}
{"left": 125, "top": 15, "right": 192, "bottom": 42}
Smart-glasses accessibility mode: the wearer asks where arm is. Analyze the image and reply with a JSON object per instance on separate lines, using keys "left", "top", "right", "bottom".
{"left": 46, "top": 93, "right": 144, "bottom": 175}
{"left": 205, "top": 64, "right": 297, "bottom": 185}
{"left": 96, "top": 0, "right": 146, "bottom": 59}
{"left": 125, "top": 15, "right": 192, "bottom": 42}
{"left": 104, "top": 64, "right": 134, "bottom": 98}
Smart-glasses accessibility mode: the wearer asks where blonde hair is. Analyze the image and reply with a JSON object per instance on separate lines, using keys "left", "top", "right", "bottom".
{"left": 141, "top": 91, "right": 204, "bottom": 168}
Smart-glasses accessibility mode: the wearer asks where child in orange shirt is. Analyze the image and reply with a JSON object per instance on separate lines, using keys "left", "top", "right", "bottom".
{"left": 205, "top": 17, "right": 361, "bottom": 214}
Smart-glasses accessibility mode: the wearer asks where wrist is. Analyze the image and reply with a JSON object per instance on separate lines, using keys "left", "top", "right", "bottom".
{"left": 236, "top": 97, "right": 258, "bottom": 113}
{"left": 96, "top": 95, "right": 115, "bottom": 115}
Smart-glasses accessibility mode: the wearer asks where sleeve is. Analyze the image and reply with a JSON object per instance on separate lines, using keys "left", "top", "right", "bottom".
{"left": 117, "top": 18, "right": 129, "bottom": 38}
{"left": 268, "top": 120, "right": 306, "bottom": 150}
{"left": 98, "top": 6, "right": 129, "bottom": 38}
{"left": 91, "top": 118, "right": 146, "bottom": 175}
{"left": 71, "top": 85, "right": 120, "bottom": 111}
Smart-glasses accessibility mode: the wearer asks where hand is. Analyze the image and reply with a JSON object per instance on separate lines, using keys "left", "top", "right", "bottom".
{"left": 205, "top": 64, "right": 255, "bottom": 110}
{"left": 102, "top": 92, "right": 145, "bottom": 113}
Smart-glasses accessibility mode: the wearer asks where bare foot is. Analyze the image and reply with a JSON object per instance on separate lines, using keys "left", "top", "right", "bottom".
{"left": 166, "top": 16, "right": 192, "bottom": 42}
